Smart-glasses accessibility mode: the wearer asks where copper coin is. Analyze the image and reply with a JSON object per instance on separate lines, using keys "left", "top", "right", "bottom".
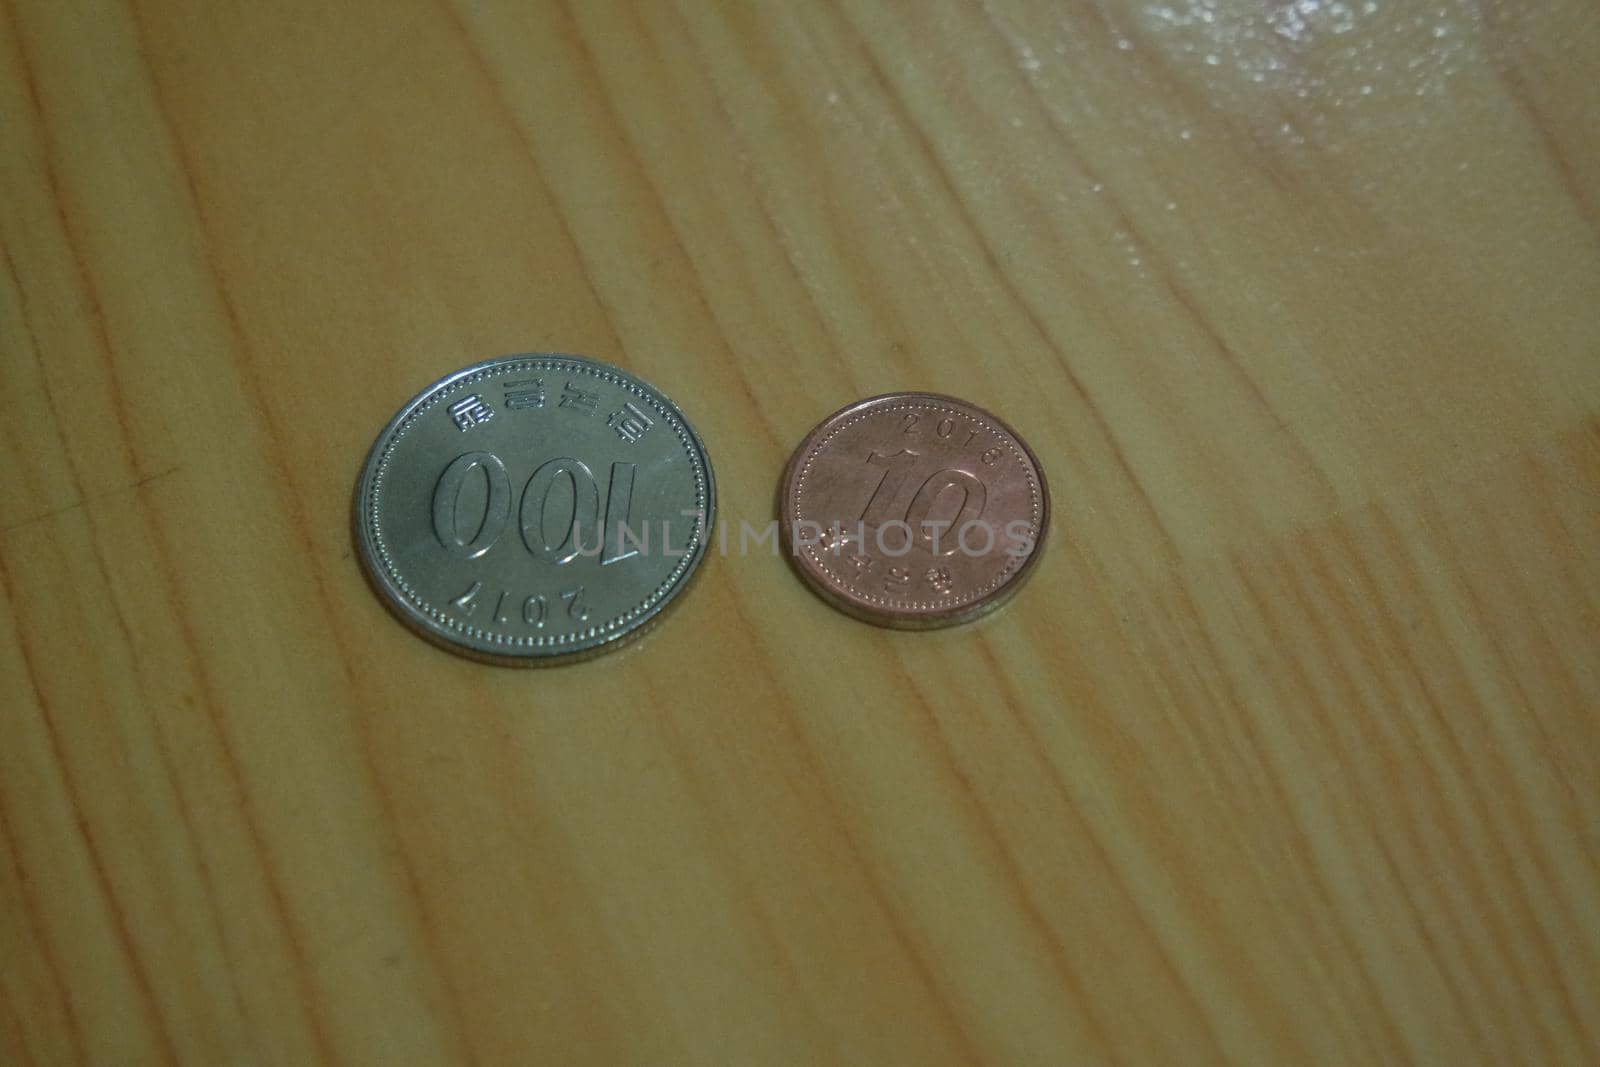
{"left": 779, "top": 392, "right": 1049, "bottom": 628}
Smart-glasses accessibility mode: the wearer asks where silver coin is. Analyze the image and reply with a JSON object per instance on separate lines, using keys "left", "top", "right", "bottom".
{"left": 353, "top": 354, "right": 716, "bottom": 665}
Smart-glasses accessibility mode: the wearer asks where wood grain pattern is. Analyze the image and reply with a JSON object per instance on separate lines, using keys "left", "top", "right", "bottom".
{"left": 2, "top": 0, "right": 1597, "bottom": 1062}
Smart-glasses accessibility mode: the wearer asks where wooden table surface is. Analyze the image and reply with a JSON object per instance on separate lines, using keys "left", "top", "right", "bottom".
{"left": 3, "top": 1, "right": 1597, "bottom": 1063}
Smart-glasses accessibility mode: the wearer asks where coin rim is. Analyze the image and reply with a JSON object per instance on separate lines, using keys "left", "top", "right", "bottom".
{"left": 778, "top": 391, "right": 1050, "bottom": 630}
{"left": 352, "top": 353, "right": 717, "bottom": 666}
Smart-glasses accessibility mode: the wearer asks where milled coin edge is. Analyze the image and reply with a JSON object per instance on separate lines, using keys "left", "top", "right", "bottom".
{"left": 351, "top": 353, "right": 717, "bottom": 666}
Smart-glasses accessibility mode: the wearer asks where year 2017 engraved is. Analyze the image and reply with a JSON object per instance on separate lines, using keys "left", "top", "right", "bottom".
{"left": 450, "top": 583, "right": 589, "bottom": 626}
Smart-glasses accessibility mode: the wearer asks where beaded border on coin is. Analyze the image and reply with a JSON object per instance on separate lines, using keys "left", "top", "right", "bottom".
{"left": 778, "top": 392, "right": 1049, "bottom": 630}
{"left": 352, "top": 354, "right": 716, "bottom": 665}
